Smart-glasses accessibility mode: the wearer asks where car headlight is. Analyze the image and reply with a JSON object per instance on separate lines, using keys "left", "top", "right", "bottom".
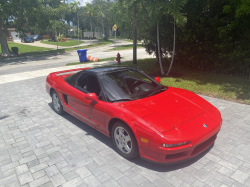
{"left": 162, "top": 142, "right": 189, "bottom": 148}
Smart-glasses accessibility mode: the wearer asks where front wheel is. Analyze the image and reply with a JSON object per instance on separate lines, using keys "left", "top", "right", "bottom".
{"left": 52, "top": 91, "right": 64, "bottom": 115}
{"left": 112, "top": 122, "right": 139, "bottom": 159}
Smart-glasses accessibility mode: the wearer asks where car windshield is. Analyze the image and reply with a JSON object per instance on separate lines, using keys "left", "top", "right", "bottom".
{"left": 101, "top": 69, "right": 166, "bottom": 102}
{"left": 33, "top": 35, "right": 38, "bottom": 37}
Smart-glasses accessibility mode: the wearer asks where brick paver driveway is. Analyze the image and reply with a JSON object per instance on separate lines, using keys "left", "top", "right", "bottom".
{"left": 0, "top": 52, "right": 250, "bottom": 187}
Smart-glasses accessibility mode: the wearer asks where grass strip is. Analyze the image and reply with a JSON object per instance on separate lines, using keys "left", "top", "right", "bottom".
{"left": 109, "top": 44, "right": 143, "bottom": 51}
{"left": 40, "top": 40, "right": 84, "bottom": 46}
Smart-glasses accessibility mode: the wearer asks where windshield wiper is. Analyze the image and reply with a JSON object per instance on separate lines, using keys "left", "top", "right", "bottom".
{"left": 147, "top": 88, "right": 167, "bottom": 97}
{"left": 111, "top": 99, "right": 133, "bottom": 103}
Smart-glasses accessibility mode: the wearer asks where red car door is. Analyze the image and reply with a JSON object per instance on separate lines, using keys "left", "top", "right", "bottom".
{"left": 88, "top": 96, "right": 107, "bottom": 131}
{"left": 67, "top": 73, "right": 107, "bottom": 132}
{"left": 67, "top": 88, "right": 97, "bottom": 127}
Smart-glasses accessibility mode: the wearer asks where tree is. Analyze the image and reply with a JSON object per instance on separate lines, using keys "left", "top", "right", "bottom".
{"left": 0, "top": 0, "right": 45, "bottom": 56}
{"left": 145, "top": 0, "right": 168, "bottom": 74}
{"left": 86, "top": 3, "right": 95, "bottom": 38}
{"left": 117, "top": 0, "right": 141, "bottom": 64}
{"left": 95, "top": 4, "right": 106, "bottom": 43}
{"left": 0, "top": 0, "right": 67, "bottom": 57}
{"left": 164, "top": 0, "right": 188, "bottom": 76}
{"left": 176, "top": 0, "right": 250, "bottom": 78}
{"left": 92, "top": 0, "right": 113, "bottom": 41}
{"left": 78, "top": 7, "right": 91, "bottom": 38}
{"left": 70, "top": 0, "right": 80, "bottom": 36}
{"left": 139, "top": 0, "right": 187, "bottom": 75}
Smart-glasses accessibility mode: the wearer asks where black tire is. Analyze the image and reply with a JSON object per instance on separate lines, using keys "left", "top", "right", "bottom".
{"left": 52, "top": 91, "right": 64, "bottom": 115}
{"left": 112, "top": 121, "right": 139, "bottom": 159}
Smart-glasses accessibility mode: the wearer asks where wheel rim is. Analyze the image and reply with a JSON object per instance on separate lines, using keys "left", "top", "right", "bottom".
{"left": 52, "top": 93, "right": 60, "bottom": 112}
{"left": 114, "top": 127, "right": 132, "bottom": 154}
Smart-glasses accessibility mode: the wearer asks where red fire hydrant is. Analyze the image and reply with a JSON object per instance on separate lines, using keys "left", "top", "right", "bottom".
{"left": 116, "top": 52, "right": 121, "bottom": 65}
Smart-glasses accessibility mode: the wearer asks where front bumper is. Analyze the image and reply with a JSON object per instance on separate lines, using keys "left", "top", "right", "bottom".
{"left": 140, "top": 131, "right": 218, "bottom": 164}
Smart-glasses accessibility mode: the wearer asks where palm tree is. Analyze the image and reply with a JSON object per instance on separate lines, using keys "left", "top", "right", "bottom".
{"left": 146, "top": 0, "right": 187, "bottom": 75}
{"left": 86, "top": 3, "right": 95, "bottom": 39}
{"left": 146, "top": 0, "right": 167, "bottom": 74}
{"left": 163, "top": 0, "right": 188, "bottom": 76}
{"left": 96, "top": 4, "right": 105, "bottom": 43}
{"left": 70, "top": 0, "right": 80, "bottom": 37}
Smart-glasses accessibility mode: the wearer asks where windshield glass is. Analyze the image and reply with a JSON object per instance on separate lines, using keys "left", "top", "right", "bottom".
{"left": 101, "top": 69, "right": 166, "bottom": 102}
{"left": 33, "top": 35, "right": 38, "bottom": 37}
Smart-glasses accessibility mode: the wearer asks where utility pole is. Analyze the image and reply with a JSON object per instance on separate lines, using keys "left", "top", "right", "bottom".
{"left": 78, "top": 11, "right": 79, "bottom": 47}
{"left": 55, "top": 21, "right": 58, "bottom": 50}
{"left": 133, "top": 5, "right": 137, "bottom": 64}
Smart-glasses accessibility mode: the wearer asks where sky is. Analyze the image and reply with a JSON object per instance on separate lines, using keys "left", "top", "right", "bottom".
{"left": 68, "top": 0, "right": 93, "bottom": 6}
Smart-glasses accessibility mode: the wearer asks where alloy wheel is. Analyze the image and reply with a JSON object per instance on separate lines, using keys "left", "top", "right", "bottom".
{"left": 53, "top": 93, "right": 60, "bottom": 112}
{"left": 114, "top": 126, "right": 132, "bottom": 154}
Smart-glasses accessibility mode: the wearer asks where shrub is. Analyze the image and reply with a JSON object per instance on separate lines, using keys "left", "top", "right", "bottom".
{"left": 61, "top": 37, "right": 68, "bottom": 42}
{"left": 57, "top": 33, "right": 64, "bottom": 42}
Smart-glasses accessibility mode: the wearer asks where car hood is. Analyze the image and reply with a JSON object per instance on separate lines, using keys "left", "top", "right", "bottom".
{"left": 115, "top": 87, "right": 208, "bottom": 126}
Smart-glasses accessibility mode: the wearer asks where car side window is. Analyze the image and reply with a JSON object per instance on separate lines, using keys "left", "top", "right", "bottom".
{"left": 65, "top": 71, "right": 82, "bottom": 87}
{"left": 76, "top": 74, "right": 102, "bottom": 99}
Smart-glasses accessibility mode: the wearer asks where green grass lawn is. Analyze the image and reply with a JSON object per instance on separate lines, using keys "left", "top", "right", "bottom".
{"left": 98, "top": 58, "right": 250, "bottom": 105}
{"left": 40, "top": 40, "right": 84, "bottom": 46}
{"left": 66, "top": 57, "right": 124, "bottom": 66}
{"left": 109, "top": 44, "right": 143, "bottom": 51}
{"left": 0, "top": 42, "right": 50, "bottom": 54}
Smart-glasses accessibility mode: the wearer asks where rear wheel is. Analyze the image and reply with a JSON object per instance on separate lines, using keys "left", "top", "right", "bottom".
{"left": 52, "top": 91, "right": 64, "bottom": 115}
{"left": 112, "top": 121, "right": 139, "bottom": 159}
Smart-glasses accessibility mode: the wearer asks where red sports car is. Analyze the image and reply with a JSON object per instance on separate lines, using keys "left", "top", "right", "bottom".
{"left": 46, "top": 66, "right": 222, "bottom": 164}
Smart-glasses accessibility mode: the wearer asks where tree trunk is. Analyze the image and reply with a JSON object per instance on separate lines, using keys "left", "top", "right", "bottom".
{"left": 166, "top": 21, "right": 176, "bottom": 76}
{"left": 81, "top": 29, "right": 84, "bottom": 39}
{"left": 104, "top": 27, "right": 109, "bottom": 41}
{"left": 133, "top": 5, "right": 137, "bottom": 64}
{"left": 156, "top": 47, "right": 159, "bottom": 65}
{"left": 68, "top": 22, "right": 70, "bottom": 35}
{"left": 90, "top": 17, "right": 93, "bottom": 38}
{"left": 0, "top": 18, "right": 12, "bottom": 57}
{"left": 157, "top": 21, "right": 164, "bottom": 75}
{"left": 102, "top": 18, "right": 104, "bottom": 44}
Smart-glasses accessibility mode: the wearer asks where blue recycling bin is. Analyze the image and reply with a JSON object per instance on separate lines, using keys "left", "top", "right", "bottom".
{"left": 77, "top": 49, "right": 88, "bottom": 62}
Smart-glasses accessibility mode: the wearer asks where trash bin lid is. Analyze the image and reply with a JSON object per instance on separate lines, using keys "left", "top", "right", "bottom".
{"left": 77, "top": 49, "right": 87, "bottom": 52}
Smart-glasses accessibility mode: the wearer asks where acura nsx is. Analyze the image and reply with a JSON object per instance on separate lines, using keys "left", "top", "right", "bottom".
{"left": 46, "top": 66, "right": 222, "bottom": 164}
